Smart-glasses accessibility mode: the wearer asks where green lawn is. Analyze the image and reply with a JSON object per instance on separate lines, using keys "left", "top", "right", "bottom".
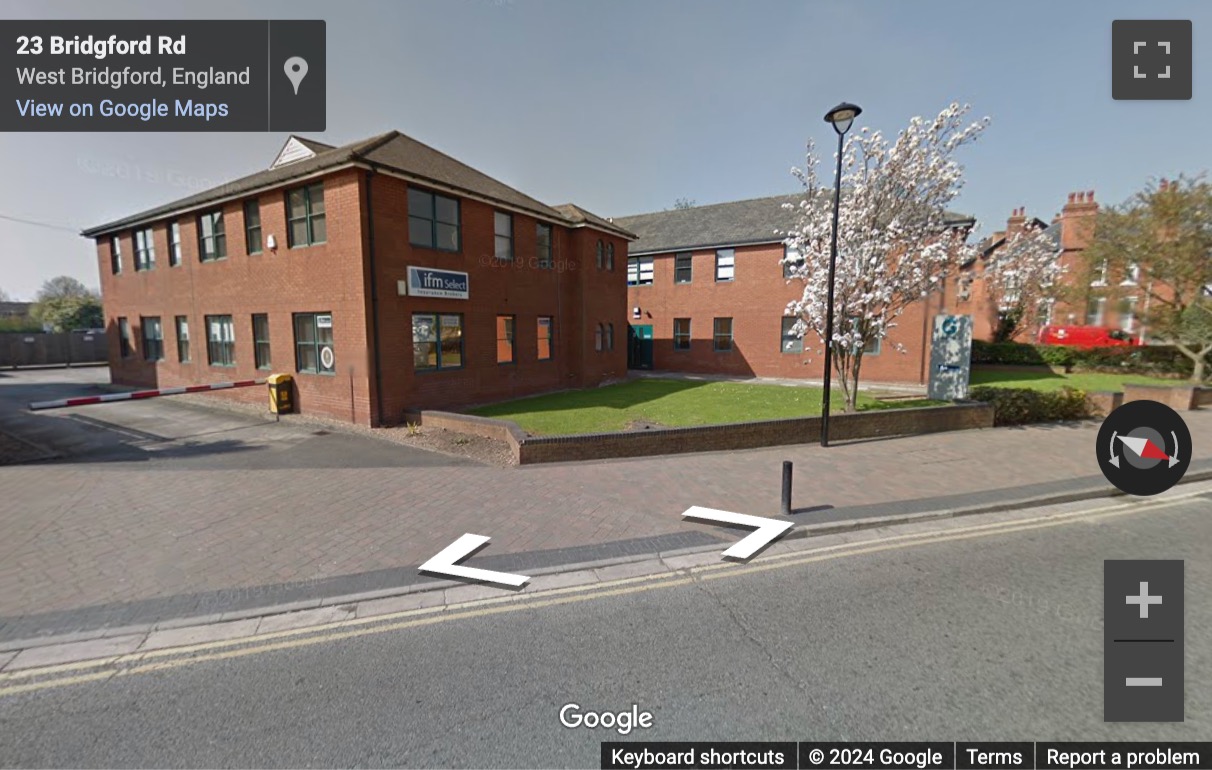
{"left": 969, "top": 368, "right": 1183, "bottom": 392}
{"left": 468, "top": 379, "right": 940, "bottom": 436}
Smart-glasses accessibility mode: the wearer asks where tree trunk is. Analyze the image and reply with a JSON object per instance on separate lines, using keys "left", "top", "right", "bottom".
{"left": 845, "top": 351, "right": 863, "bottom": 413}
{"left": 1194, "top": 356, "right": 1207, "bottom": 385}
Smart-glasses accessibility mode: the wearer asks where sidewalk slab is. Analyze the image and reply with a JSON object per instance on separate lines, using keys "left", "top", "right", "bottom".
{"left": 7, "top": 633, "right": 144, "bottom": 671}
{"left": 139, "top": 618, "right": 261, "bottom": 652}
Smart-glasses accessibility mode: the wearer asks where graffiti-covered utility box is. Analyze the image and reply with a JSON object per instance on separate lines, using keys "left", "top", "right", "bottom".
{"left": 927, "top": 315, "right": 972, "bottom": 401}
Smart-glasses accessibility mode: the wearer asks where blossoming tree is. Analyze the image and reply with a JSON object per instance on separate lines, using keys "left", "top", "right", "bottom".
{"left": 981, "top": 220, "right": 1065, "bottom": 342}
{"left": 782, "top": 103, "right": 989, "bottom": 412}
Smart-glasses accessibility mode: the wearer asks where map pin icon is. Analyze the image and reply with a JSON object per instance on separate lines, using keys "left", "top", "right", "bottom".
{"left": 284, "top": 56, "right": 308, "bottom": 95}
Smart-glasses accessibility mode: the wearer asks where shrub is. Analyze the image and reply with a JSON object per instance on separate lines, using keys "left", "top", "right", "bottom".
{"left": 971, "top": 340, "right": 1202, "bottom": 378}
{"left": 968, "top": 386, "right": 1092, "bottom": 426}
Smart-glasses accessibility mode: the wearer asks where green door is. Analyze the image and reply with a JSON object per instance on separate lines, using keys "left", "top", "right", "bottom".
{"left": 628, "top": 324, "right": 654, "bottom": 370}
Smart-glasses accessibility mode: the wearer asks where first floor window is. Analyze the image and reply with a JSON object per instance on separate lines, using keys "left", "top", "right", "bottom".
{"left": 294, "top": 312, "right": 335, "bottom": 374}
{"left": 245, "top": 200, "right": 263, "bottom": 254}
{"left": 627, "top": 256, "right": 654, "bottom": 286}
{"left": 536, "top": 223, "right": 553, "bottom": 268}
{"left": 494, "top": 211, "right": 513, "bottom": 261}
{"left": 606, "top": 243, "right": 615, "bottom": 271}
{"left": 141, "top": 316, "right": 163, "bottom": 361}
{"left": 595, "top": 323, "right": 604, "bottom": 351}
{"left": 117, "top": 316, "right": 131, "bottom": 357}
{"left": 496, "top": 315, "right": 515, "bottom": 364}
{"left": 673, "top": 318, "right": 691, "bottom": 350}
{"left": 715, "top": 249, "right": 735, "bottom": 281}
{"left": 175, "top": 316, "right": 190, "bottom": 362}
{"left": 286, "top": 184, "right": 326, "bottom": 247}
{"left": 169, "top": 221, "right": 182, "bottom": 266}
{"left": 713, "top": 317, "right": 733, "bottom": 351}
{"left": 252, "top": 314, "right": 271, "bottom": 369}
{"left": 205, "top": 315, "right": 235, "bottom": 367}
{"left": 596, "top": 240, "right": 604, "bottom": 269}
{"left": 408, "top": 188, "right": 460, "bottom": 252}
{"left": 783, "top": 244, "right": 804, "bottom": 278}
{"left": 111, "top": 236, "right": 122, "bottom": 274}
{"left": 198, "top": 210, "right": 226, "bottom": 261}
{"left": 674, "top": 252, "right": 693, "bottom": 283}
{"left": 537, "top": 316, "right": 554, "bottom": 360}
{"left": 781, "top": 317, "right": 803, "bottom": 353}
{"left": 135, "top": 227, "right": 155, "bottom": 271}
{"left": 412, "top": 313, "right": 463, "bottom": 371}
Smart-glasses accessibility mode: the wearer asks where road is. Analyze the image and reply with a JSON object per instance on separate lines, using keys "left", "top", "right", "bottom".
{"left": 1, "top": 493, "right": 1208, "bottom": 768}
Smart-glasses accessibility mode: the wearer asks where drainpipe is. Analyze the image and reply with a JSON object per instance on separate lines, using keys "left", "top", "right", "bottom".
{"left": 365, "top": 168, "right": 385, "bottom": 427}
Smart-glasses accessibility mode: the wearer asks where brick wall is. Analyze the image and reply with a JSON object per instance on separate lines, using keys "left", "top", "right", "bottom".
{"left": 410, "top": 402, "right": 994, "bottom": 464}
{"left": 626, "top": 242, "right": 948, "bottom": 385}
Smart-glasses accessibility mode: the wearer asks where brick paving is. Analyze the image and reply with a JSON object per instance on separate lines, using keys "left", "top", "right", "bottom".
{"left": 2, "top": 367, "right": 1211, "bottom": 642}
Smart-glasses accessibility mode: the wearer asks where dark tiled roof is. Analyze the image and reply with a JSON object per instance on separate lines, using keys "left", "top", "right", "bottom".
{"left": 552, "top": 204, "right": 636, "bottom": 239}
{"left": 615, "top": 193, "right": 975, "bottom": 255}
{"left": 295, "top": 137, "right": 335, "bottom": 153}
{"left": 0, "top": 301, "right": 32, "bottom": 317}
{"left": 84, "top": 131, "right": 596, "bottom": 237}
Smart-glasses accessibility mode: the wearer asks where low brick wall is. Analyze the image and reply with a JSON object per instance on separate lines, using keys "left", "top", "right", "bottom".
{"left": 408, "top": 402, "right": 994, "bottom": 465}
{"left": 1084, "top": 391, "right": 1124, "bottom": 417}
{"left": 1122, "top": 383, "right": 1198, "bottom": 411}
{"left": 1196, "top": 387, "right": 1212, "bottom": 408}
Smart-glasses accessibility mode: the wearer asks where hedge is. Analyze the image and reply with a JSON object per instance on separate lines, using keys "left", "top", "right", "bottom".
{"left": 971, "top": 340, "right": 1204, "bottom": 377}
{"left": 968, "top": 386, "right": 1093, "bottom": 426}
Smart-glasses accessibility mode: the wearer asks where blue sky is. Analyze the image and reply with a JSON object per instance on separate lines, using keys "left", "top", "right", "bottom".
{"left": 1, "top": 0, "right": 1209, "bottom": 299}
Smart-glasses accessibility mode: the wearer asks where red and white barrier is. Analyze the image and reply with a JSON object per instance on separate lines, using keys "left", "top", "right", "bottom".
{"left": 28, "top": 378, "right": 267, "bottom": 411}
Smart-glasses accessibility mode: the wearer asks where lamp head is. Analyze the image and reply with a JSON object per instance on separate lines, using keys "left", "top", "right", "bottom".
{"left": 824, "top": 102, "right": 862, "bottom": 135}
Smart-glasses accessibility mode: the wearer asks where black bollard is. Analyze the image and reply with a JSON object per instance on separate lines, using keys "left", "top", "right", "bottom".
{"left": 781, "top": 460, "right": 793, "bottom": 516}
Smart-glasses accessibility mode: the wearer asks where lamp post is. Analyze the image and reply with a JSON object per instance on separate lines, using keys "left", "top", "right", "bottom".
{"left": 820, "top": 101, "right": 861, "bottom": 448}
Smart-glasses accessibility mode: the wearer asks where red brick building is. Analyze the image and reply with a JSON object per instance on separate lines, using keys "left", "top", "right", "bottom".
{"left": 84, "top": 132, "right": 633, "bottom": 426}
{"left": 952, "top": 190, "right": 1149, "bottom": 343}
{"left": 614, "top": 194, "right": 974, "bottom": 385}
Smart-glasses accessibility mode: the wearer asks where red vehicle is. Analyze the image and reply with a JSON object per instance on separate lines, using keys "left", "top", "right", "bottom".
{"left": 1036, "top": 325, "right": 1139, "bottom": 348}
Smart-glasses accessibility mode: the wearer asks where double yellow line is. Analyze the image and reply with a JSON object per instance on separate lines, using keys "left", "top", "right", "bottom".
{"left": 0, "top": 491, "right": 1200, "bottom": 699}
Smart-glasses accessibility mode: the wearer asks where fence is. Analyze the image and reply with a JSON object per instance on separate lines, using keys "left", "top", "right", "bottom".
{"left": 0, "top": 332, "right": 108, "bottom": 368}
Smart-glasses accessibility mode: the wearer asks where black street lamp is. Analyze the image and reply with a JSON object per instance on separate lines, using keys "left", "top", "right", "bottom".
{"left": 820, "top": 101, "right": 861, "bottom": 448}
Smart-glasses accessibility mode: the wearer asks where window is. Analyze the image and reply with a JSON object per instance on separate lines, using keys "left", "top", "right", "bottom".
{"left": 863, "top": 336, "right": 882, "bottom": 355}
{"left": 783, "top": 244, "right": 804, "bottom": 278}
{"left": 1119, "top": 296, "right": 1139, "bottom": 332}
{"left": 537, "top": 316, "right": 554, "bottom": 360}
{"left": 674, "top": 252, "right": 693, "bottom": 284}
{"left": 412, "top": 313, "right": 462, "bottom": 371}
{"left": 110, "top": 236, "right": 122, "bottom": 274}
{"left": 713, "top": 317, "right": 733, "bottom": 351}
{"left": 494, "top": 211, "right": 513, "bottom": 261}
{"left": 596, "top": 240, "right": 604, "bottom": 269}
{"left": 252, "top": 314, "right": 271, "bottom": 370}
{"left": 117, "top": 317, "right": 131, "bottom": 357}
{"left": 169, "top": 221, "right": 182, "bottom": 266}
{"left": 496, "top": 315, "right": 515, "bottom": 364}
{"left": 1091, "top": 260, "right": 1108, "bottom": 286}
{"left": 781, "top": 317, "right": 803, "bottom": 353}
{"left": 286, "top": 184, "right": 326, "bottom": 247}
{"left": 198, "top": 210, "right": 226, "bottom": 262}
{"left": 605, "top": 323, "right": 614, "bottom": 351}
{"left": 175, "top": 316, "right": 190, "bottom": 362}
{"left": 606, "top": 243, "right": 615, "bottom": 271}
{"left": 673, "top": 318, "right": 691, "bottom": 350}
{"left": 1086, "top": 296, "right": 1107, "bottom": 326}
{"left": 595, "top": 323, "right": 604, "bottom": 352}
{"left": 134, "top": 227, "right": 155, "bottom": 271}
{"left": 1122, "top": 262, "right": 1141, "bottom": 286}
{"left": 205, "top": 315, "right": 235, "bottom": 367}
{"left": 408, "top": 188, "right": 460, "bottom": 252}
{"left": 627, "top": 256, "right": 654, "bottom": 286}
{"left": 715, "top": 249, "right": 735, "bottom": 281}
{"left": 245, "top": 200, "right": 263, "bottom": 254}
{"left": 141, "top": 316, "right": 163, "bottom": 361}
{"left": 294, "top": 313, "right": 335, "bottom": 374}
{"left": 536, "top": 223, "right": 553, "bottom": 269}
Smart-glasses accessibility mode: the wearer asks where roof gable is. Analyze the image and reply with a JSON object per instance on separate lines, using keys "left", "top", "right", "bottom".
{"left": 270, "top": 135, "right": 326, "bottom": 168}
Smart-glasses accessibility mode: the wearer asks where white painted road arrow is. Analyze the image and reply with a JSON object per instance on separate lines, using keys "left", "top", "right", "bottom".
{"left": 682, "top": 506, "right": 793, "bottom": 561}
{"left": 419, "top": 534, "right": 530, "bottom": 587}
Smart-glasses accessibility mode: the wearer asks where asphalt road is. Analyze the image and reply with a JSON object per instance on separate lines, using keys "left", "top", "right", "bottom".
{"left": 1, "top": 495, "right": 1209, "bottom": 768}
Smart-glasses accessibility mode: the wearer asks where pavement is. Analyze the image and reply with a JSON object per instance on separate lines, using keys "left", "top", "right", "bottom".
{"left": 2, "top": 366, "right": 1211, "bottom": 649}
{"left": 1, "top": 489, "right": 1208, "bottom": 767}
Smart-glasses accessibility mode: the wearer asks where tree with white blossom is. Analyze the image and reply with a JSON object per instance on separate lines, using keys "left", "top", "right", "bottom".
{"left": 981, "top": 220, "right": 1065, "bottom": 342}
{"left": 781, "top": 103, "right": 988, "bottom": 412}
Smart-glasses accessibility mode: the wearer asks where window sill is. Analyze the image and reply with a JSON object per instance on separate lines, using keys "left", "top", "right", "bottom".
{"left": 296, "top": 369, "right": 336, "bottom": 376}
{"left": 409, "top": 242, "right": 462, "bottom": 255}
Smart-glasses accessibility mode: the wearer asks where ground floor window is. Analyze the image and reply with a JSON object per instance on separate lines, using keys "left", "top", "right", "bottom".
{"left": 1086, "top": 296, "right": 1106, "bottom": 326}
{"left": 117, "top": 317, "right": 131, "bottom": 358}
{"left": 605, "top": 322, "right": 614, "bottom": 351}
{"left": 537, "top": 316, "right": 554, "bottom": 360}
{"left": 253, "top": 314, "right": 271, "bottom": 370}
{"left": 205, "top": 315, "right": 235, "bottom": 367}
{"left": 673, "top": 318, "right": 691, "bottom": 350}
{"left": 497, "top": 315, "right": 515, "bottom": 364}
{"left": 713, "top": 317, "right": 733, "bottom": 351}
{"left": 294, "top": 312, "right": 335, "bottom": 374}
{"left": 141, "top": 317, "right": 163, "bottom": 361}
{"left": 175, "top": 316, "right": 190, "bottom": 362}
{"left": 413, "top": 313, "right": 463, "bottom": 371}
{"left": 781, "top": 317, "right": 802, "bottom": 353}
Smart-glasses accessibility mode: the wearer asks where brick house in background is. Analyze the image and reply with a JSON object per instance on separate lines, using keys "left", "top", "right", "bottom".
{"left": 613, "top": 194, "right": 975, "bottom": 385}
{"left": 83, "top": 131, "right": 633, "bottom": 426}
{"left": 953, "top": 190, "right": 1150, "bottom": 343}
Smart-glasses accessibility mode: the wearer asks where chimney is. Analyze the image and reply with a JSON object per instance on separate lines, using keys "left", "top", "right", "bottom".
{"left": 1060, "top": 188, "right": 1099, "bottom": 251}
{"left": 1006, "top": 206, "right": 1027, "bottom": 237}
